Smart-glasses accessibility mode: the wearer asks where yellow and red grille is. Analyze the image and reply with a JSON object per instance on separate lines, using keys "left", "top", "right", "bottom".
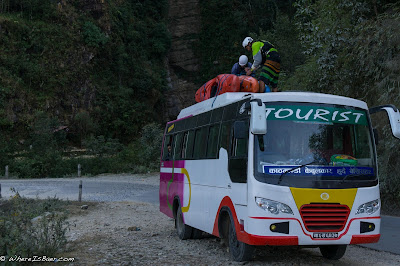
{"left": 300, "top": 203, "right": 350, "bottom": 232}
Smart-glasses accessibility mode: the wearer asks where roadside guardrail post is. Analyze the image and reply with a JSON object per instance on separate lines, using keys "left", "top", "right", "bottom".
{"left": 5, "top": 165, "right": 8, "bottom": 179}
{"left": 78, "top": 180, "right": 82, "bottom": 202}
{"left": 78, "top": 164, "right": 81, "bottom": 177}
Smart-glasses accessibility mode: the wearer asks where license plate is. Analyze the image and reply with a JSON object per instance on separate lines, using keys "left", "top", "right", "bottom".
{"left": 313, "top": 232, "right": 338, "bottom": 239}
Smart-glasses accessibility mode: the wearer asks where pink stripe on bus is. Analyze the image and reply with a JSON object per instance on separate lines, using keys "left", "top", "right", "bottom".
{"left": 161, "top": 160, "right": 185, "bottom": 168}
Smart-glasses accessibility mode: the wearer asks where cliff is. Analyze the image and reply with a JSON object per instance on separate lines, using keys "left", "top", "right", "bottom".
{"left": 164, "top": 0, "right": 200, "bottom": 121}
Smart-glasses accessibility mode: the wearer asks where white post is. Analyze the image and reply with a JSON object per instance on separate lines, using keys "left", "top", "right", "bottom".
{"left": 5, "top": 165, "right": 9, "bottom": 178}
{"left": 78, "top": 164, "right": 81, "bottom": 177}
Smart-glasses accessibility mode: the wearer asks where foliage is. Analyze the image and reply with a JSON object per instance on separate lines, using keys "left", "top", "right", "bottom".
{"left": 0, "top": 0, "right": 170, "bottom": 144}
{"left": 0, "top": 192, "right": 69, "bottom": 258}
{"left": 10, "top": 112, "right": 68, "bottom": 178}
{"left": 130, "top": 123, "right": 163, "bottom": 171}
{"left": 82, "top": 21, "right": 108, "bottom": 48}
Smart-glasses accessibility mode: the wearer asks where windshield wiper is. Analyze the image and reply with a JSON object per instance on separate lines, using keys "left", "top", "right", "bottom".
{"left": 277, "top": 160, "right": 317, "bottom": 185}
{"left": 338, "top": 174, "right": 374, "bottom": 184}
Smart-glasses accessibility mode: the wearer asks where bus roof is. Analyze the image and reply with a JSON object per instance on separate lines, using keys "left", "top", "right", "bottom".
{"left": 177, "top": 92, "right": 368, "bottom": 119}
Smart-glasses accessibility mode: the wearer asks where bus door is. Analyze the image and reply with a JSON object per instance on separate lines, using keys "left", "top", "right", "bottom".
{"left": 227, "top": 120, "right": 249, "bottom": 206}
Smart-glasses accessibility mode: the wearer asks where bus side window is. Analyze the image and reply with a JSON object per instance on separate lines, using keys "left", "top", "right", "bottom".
{"left": 193, "top": 127, "right": 208, "bottom": 159}
{"left": 219, "top": 122, "right": 232, "bottom": 152}
{"left": 174, "top": 133, "right": 184, "bottom": 160}
{"left": 231, "top": 120, "right": 248, "bottom": 158}
{"left": 185, "top": 130, "right": 195, "bottom": 159}
{"left": 163, "top": 135, "right": 174, "bottom": 161}
{"left": 181, "top": 131, "right": 189, "bottom": 159}
{"left": 207, "top": 124, "right": 220, "bottom": 159}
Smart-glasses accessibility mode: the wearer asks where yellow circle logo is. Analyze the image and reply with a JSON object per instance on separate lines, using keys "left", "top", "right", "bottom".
{"left": 321, "top": 192, "right": 330, "bottom": 200}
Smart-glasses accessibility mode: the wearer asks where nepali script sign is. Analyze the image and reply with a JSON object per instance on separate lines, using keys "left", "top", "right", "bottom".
{"left": 265, "top": 105, "right": 368, "bottom": 126}
{"left": 263, "top": 165, "right": 374, "bottom": 177}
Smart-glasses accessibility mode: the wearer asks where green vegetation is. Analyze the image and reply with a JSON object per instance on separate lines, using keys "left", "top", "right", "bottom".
{"left": 0, "top": 0, "right": 167, "bottom": 177}
{"left": 0, "top": 191, "right": 69, "bottom": 259}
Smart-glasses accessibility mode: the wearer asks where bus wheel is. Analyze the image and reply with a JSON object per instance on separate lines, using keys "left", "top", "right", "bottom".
{"left": 319, "top": 245, "right": 347, "bottom": 260}
{"left": 175, "top": 205, "right": 192, "bottom": 240}
{"left": 228, "top": 217, "right": 253, "bottom": 261}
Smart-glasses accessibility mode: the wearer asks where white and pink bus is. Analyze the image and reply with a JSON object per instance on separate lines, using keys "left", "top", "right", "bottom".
{"left": 159, "top": 92, "right": 400, "bottom": 261}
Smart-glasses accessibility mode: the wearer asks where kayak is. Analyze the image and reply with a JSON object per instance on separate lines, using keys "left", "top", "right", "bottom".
{"left": 239, "top": 76, "right": 259, "bottom": 93}
{"left": 195, "top": 74, "right": 240, "bottom": 102}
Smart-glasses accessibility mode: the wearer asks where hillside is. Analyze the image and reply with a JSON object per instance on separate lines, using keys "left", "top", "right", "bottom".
{"left": 0, "top": 0, "right": 170, "bottom": 144}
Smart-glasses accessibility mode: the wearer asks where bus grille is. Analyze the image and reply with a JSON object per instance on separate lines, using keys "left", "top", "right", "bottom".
{"left": 300, "top": 203, "right": 350, "bottom": 232}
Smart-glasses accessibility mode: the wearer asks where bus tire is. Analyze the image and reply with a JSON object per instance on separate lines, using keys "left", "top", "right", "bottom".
{"left": 319, "top": 245, "right": 347, "bottom": 260}
{"left": 228, "top": 216, "right": 253, "bottom": 261}
{"left": 175, "top": 204, "right": 192, "bottom": 240}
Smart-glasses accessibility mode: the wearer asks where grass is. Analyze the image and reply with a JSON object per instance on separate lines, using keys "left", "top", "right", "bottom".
{"left": 0, "top": 191, "right": 70, "bottom": 259}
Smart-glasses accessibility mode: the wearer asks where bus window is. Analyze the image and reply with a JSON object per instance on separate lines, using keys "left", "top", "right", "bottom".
{"left": 193, "top": 127, "right": 208, "bottom": 159}
{"left": 207, "top": 124, "right": 220, "bottom": 158}
{"left": 231, "top": 120, "right": 248, "bottom": 158}
{"left": 180, "top": 131, "right": 189, "bottom": 159}
{"left": 174, "top": 133, "right": 184, "bottom": 160}
{"left": 219, "top": 122, "right": 232, "bottom": 152}
{"left": 162, "top": 135, "right": 174, "bottom": 161}
{"left": 185, "top": 130, "right": 195, "bottom": 159}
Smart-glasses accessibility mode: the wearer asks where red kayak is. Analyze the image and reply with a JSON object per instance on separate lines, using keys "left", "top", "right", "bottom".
{"left": 195, "top": 74, "right": 240, "bottom": 102}
{"left": 239, "top": 76, "right": 259, "bottom": 93}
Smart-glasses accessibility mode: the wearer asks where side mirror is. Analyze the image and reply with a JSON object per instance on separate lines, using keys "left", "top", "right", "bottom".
{"left": 382, "top": 107, "right": 400, "bottom": 139}
{"left": 250, "top": 101, "right": 267, "bottom": 135}
{"left": 373, "top": 128, "right": 379, "bottom": 145}
{"left": 234, "top": 121, "right": 247, "bottom": 139}
{"left": 369, "top": 105, "right": 400, "bottom": 139}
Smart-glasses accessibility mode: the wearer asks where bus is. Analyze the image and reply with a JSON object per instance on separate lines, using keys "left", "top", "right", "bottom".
{"left": 159, "top": 92, "right": 400, "bottom": 261}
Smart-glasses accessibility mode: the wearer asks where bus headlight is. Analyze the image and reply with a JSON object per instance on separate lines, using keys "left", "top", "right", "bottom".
{"left": 356, "top": 199, "right": 380, "bottom": 215}
{"left": 255, "top": 197, "right": 293, "bottom": 215}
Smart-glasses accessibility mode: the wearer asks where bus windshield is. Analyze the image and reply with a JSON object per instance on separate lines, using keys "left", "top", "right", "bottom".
{"left": 254, "top": 103, "right": 376, "bottom": 188}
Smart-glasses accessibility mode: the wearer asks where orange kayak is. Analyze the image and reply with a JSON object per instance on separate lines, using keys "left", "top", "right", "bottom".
{"left": 239, "top": 76, "right": 259, "bottom": 93}
{"left": 195, "top": 77, "right": 217, "bottom": 102}
{"left": 195, "top": 74, "right": 240, "bottom": 102}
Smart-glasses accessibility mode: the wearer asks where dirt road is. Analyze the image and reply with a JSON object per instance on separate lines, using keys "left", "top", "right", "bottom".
{"left": 59, "top": 174, "right": 400, "bottom": 265}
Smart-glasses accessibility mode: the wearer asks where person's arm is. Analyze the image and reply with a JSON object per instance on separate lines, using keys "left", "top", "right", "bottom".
{"left": 231, "top": 63, "right": 239, "bottom": 75}
{"left": 251, "top": 51, "right": 263, "bottom": 71}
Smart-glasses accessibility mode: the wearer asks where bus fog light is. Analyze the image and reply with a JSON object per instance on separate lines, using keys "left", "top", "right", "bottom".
{"left": 356, "top": 199, "right": 380, "bottom": 215}
{"left": 255, "top": 197, "right": 293, "bottom": 215}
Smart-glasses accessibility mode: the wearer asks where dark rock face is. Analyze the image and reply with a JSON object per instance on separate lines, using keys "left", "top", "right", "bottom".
{"left": 164, "top": 0, "right": 201, "bottom": 121}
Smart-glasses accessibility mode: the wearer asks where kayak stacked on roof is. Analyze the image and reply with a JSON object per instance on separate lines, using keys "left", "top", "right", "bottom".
{"left": 195, "top": 74, "right": 259, "bottom": 103}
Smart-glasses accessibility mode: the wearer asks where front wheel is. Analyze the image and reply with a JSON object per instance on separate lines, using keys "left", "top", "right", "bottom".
{"left": 228, "top": 217, "right": 253, "bottom": 261}
{"left": 319, "top": 245, "right": 347, "bottom": 260}
{"left": 175, "top": 205, "right": 192, "bottom": 240}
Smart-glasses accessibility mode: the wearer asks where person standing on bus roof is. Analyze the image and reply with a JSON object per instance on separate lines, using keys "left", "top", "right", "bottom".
{"left": 231, "top": 55, "right": 254, "bottom": 77}
{"left": 242, "top": 36, "right": 281, "bottom": 92}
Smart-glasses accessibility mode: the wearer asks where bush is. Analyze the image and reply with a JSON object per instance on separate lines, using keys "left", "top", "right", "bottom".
{"left": 82, "top": 21, "right": 107, "bottom": 48}
{"left": 0, "top": 192, "right": 69, "bottom": 258}
{"left": 83, "top": 135, "right": 123, "bottom": 157}
{"left": 120, "top": 123, "right": 163, "bottom": 172}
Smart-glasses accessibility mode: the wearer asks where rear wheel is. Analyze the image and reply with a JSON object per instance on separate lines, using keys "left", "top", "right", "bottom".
{"left": 319, "top": 245, "right": 347, "bottom": 260}
{"left": 228, "top": 217, "right": 253, "bottom": 261}
{"left": 175, "top": 205, "right": 192, "bottom": 240}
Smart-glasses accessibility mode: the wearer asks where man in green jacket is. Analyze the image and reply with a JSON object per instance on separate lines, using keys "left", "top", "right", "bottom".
{"left": 242, "top": 37, "right": 281, "bottom": 92}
